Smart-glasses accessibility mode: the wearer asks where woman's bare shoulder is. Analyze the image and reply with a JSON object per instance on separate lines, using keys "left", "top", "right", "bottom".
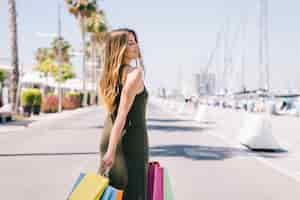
{"left": 121, "top": 66, "right": 143, "bottom": 85}
{"left": 121, "top": 66, "right": 143, "bottom": 94}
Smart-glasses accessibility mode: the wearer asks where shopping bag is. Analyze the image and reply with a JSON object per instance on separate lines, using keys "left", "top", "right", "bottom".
{"left": 148, "top": 162, "right": 159, "bottom": 200}
{"left": 163, "top": 168, "right": 174, "bottom": 200}
{"left": 153, "top": 165, "right": 164, "bottom": 200}
{"left": 101, "top": 186, "right": 116, "bottom": 200}
{"left": 100, "top": 186, "right": 123, "bottom": 200}
{"left": 148, "top": 162, "right": 163, "bottom": 200}
{"left": 68, "top": 172, "right": 109, "bottom": 200}
{"left": 116, "top": 189, "right": 123, "bottom": 200}
{"left": 148, "top": 161, "right": 174, "bottom": 200}
{"left": 67, "top": 173, "right": 86, "bottom": 199}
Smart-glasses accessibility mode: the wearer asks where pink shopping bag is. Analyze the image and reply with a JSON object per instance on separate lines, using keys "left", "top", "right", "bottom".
{"left": 148, "top": 162, "right": 163, "bottom": 200}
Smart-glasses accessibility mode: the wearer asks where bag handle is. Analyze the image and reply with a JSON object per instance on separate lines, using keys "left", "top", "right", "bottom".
{"left": 97, "top": 166, "right": 111, "bottom": 177}
{"left": 103, "top": 167, "right": 110, "bottom": 177}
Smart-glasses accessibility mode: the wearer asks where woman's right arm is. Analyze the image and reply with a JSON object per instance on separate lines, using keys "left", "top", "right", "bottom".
{"left": 102, "top": 68, "right": 143, "bottom": 169}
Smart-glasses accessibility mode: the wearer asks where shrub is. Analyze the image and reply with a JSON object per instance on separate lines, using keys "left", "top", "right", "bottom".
{"left": 63, "top": 92, "right": 81, "bottom": 110}
{"left": 87, "top": 92, "right": 91, "bottom": 105}
{"left": 67, "top": 92, "right": 81, "bottom": 100}
{"left": 0, "top": 69, "right": 6, "bottom": 84}
{"left": 79, "top": 92, "right": 84, "bottom": 106}
{"left": 42, "top": 94, "right": 58, "bottom": 113}
{"left": 32, "top": 89, "right": 42, "bottom": 106}
{"left": 21, "top": 89, "right": 35, "bottom": 107}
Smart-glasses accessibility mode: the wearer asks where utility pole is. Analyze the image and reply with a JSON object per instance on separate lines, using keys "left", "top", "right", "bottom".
{"left": 8, "top": 0, "right": 19, "bottom": 114}
{"left": 57, "top": 1, "right": 63, "bottom": 112}
{"left": 15, "top": 62, "right": 24, "bottom": 113}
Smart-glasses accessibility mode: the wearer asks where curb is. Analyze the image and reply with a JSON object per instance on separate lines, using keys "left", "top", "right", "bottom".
{"left": 27, "top": 105, "right": 100, "bottom": 128}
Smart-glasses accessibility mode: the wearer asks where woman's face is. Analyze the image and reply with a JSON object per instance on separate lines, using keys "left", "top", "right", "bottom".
{"left": 124, "top": 32, "right": 139, "bottom": 60}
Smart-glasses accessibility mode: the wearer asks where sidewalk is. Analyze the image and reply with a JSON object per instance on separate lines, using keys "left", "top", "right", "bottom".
{"left": 1, "top": 98, "right": 300, "bottom": 199}
{"left": 150, "top": 97, "right": 300, "bottom": 183}
{"left": 0, "top": 105, "right": 100, "bottom": 133}
{"left": 148, "top": 97, "right": 300, "bottom": 199}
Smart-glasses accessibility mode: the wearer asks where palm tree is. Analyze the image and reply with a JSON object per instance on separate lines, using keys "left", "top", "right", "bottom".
{"left": 51, "top": 62, "right": 76, "bottom": 83}
{"left": 35, "top": 47, "right": 55, "bottom": 63}
{"left": 34, "top": 57, "right": 56, "bottom": 95}
{"left": 35, "top": 37, "right": 72, "bottom": 92}
{"left": 51, "top": 37, "right": 72, "bottom": 63}
{"left": 65, "top": 0, "right": 97, "bottom": 106}
{"left": 86, "top": 9, "right": 108, "bottom": 104}
{"left": 8, "top": 0, "right": 19, "bottom": 114}
{"left": 34, "top": 48, "right": 54, "bottom": 96}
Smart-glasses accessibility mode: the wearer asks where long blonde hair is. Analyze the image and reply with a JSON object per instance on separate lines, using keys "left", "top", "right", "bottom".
{"left": 99, "top": 31, "right": 128, "bottom": 113}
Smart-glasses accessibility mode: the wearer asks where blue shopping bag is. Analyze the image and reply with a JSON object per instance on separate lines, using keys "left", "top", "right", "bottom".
{"left": 100, "top": 186, "right": 117, "bottom": 200}
{"left": 67, "top": 173, "right": 86, "bottom": 199}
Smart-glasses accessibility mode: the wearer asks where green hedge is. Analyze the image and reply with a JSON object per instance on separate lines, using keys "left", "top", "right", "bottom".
{"left": 21, "top": 89, "right": 34, "bottom": 106}
{"left": 21, "top": 88, "right": 42, "bottom": 106}
{"left": 32, "top": 89, "right": 42, "bottom": 106}
{"left": 0, "top": 69, "right": 6, "bottom": 84}
{"left": 66, "top": 92, "right": 81, "bottom": 99}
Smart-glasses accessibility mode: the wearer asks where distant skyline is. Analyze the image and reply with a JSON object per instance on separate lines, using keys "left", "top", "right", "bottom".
{"left": 1, "top": 0, "right": 300, "bottom": 92}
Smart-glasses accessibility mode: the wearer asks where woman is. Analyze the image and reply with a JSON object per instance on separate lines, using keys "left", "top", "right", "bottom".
{"left": 98, "top": 28, "right": 149, "bottom": 200}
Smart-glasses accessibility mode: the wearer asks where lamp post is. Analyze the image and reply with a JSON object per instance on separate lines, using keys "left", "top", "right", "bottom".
{"left": 57, "top": 1, "right": 63, "bottom": 112}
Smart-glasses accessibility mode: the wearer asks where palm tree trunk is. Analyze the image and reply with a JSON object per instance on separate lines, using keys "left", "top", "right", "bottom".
{"left": 91, "top": 35, "right": 97, "bottom": 105}
{"left": 8, "top": 0, "right": 19, "bottom": 114}
{"left": 96, "top": 44, "right": 104, "bottom": 106}
{"left": 80, "top": 17, "right": 88, "bottom": 107}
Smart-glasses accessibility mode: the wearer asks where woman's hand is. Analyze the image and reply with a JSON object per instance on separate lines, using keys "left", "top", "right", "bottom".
{"left": 101, "top": 149, "right": 116, "bottom": 172}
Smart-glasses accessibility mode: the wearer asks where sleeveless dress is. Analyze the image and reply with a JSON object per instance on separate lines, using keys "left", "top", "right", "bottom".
{"left": 98, "top": 66, "right": 149, "bottom": 200}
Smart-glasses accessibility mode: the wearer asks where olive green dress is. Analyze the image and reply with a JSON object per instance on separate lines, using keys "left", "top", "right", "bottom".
{"left": 98, "top": 66, "right": 149, "bottom": 200}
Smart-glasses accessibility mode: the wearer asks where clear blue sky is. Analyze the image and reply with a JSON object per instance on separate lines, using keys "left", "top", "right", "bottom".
{"left": 1, "top": 0, "right": 300, "bottom": 92}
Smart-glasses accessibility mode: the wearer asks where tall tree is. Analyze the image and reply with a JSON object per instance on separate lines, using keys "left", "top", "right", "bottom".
{"left": 35, "top": 47, "right": 55, "bottom": 63}
{"left": 34, "top": 48, "right": 55, "bottom": 96}
{"left": 65, "top": 0, "right": 97, "bottom": 106}
{"left": 51, "top": 62, "right": 76, "bottom": 83}
{"left": 51, "top": 37, "right": 72, "bottom": 63}
{"left": 8, "top": 0, "right": 19, "bottom": 113}
{"left": 34, "top": 57, "right": 56, "bottom": 90}
{"left": 34, "top": 37, "right": 75, "bottom": 96}
{"left": 86, "top": 9, "right": 107, "bottom": 104}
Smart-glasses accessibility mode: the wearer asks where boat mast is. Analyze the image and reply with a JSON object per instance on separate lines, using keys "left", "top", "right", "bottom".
{"left": 259, "top": 0, "right": 270, "bottom": 91}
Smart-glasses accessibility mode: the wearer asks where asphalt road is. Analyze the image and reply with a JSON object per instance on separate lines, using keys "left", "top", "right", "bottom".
{"left": 0, "top": 100, "right": 299, "bottom": 200}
